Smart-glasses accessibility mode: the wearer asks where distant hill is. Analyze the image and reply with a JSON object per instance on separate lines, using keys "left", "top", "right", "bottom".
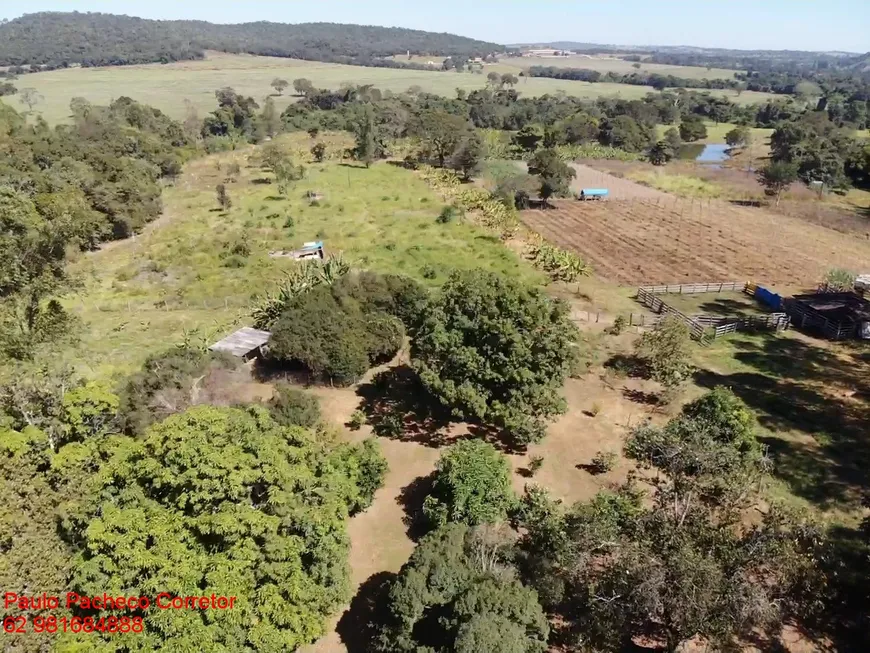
{"left": 0, "top": 12, "right": 503, "bottom": 69}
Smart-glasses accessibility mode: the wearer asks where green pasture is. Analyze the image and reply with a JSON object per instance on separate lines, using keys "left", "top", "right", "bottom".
{"left": 63, "top": 133, "right": 542, "bottom": 379}
{"left": 13, "top": 52, "right": 778, "bottom": 125}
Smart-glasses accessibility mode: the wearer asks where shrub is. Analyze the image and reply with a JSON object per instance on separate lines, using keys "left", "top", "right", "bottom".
{"left": 268, "top": 383, "right": 321, "bottom": 428}
{"left": 528, "top": 455, "right": 545, "bottom": 476}
{"left": 422, "top": 439, "right": 515, "bottom": 529}
{"left": 338, "top": 437, "right": 388, "bottom": 513}
{"left": 823, "top": 268, "right": 856, "bottom": 292}
{"left": 421, "top": 264, "right": 437, "bottom": 279}
{"left": 376, "top": 412, "right": 404, "bottom": 438}
{"left": 267, "top": 288, "right": 372, "bottom": 386}
{"left": 589, "top": 402, "right": 601, "bottom": 417}
{"left": 634, "top": 315, "right": 693, "bottom": 387}
{"left": 348, "top": 409, "right": 367, "bottom": 430}
{"left": 437, "top": 205, "right": 461, "bottom": 224}
{"left": 607, "top": 314, "right": 628, "bottom": 335}
{"left": 589, "top": 450, "right": 617, "bottom": 474}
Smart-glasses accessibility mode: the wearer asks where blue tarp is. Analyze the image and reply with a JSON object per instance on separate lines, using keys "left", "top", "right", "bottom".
{"left": 755, "top": 286, "right": 782, "bottom": 310}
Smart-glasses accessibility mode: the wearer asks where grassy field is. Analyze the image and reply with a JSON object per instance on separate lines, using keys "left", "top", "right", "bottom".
{"left": 655, "top": 121, "right": 776, "bottom": 146}
{"left": 64, "top": 132, "right": 543, "bottom": 380}
{"left": 14, "top": 52, "right": 778, "bottom": 125}
{"left": 391, "top": 53, "right": 739, "bottom": 80}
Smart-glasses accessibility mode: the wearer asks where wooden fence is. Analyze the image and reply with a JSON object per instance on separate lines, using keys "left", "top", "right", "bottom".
{"left": 636, "top": 282, "right": 789, "bottom": 343}
{"left": 638, "top": 281, "right": 746, "bottom": 295}
{"left": 636, "top": 287, "right": 710, "bottom": 344}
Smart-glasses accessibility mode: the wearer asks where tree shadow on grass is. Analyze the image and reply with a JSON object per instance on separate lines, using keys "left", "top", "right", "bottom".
{"left": 356, "top": 365, "right": 521, "bottom": 453}
{"left": 396, "top": 471, "right": 436, "bottom": 541}
{"left": 695, "top": 296, "right": 768, "bottom": 318}
{"left": 336, "top": 571, "right": 397, "bottom": 653}
{"left": 693, "top": 333, "right": 870, "bottom": 510}
{"left": 356, "top": 365, "right": 454, "bottom": 445}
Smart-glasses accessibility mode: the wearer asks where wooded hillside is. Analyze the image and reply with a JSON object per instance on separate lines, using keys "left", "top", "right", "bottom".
{"left": 0, "top": 12, "right": 503, "bottom": 68}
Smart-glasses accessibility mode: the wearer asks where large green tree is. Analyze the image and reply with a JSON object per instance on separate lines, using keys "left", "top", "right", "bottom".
{"left": 375, "top": 524, "right": 549, "bottom": 653}
{"left": 412, "top": 270, "right": 579, "bottom": 446}
{"left": 527, "top": 148, "right": 576, "bottom": 201}
{"left": 409, "top": 109, "right": 471, "bottom": 167}
{"left": 67, "top": 405, "right": 385, "bottom": 651}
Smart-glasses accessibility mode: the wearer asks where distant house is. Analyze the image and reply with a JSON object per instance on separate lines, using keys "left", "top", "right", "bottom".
{"left": 209, "top": 327, "right": 271, "bottom": 361}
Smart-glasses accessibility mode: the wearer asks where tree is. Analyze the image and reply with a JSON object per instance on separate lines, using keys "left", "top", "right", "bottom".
{"left": 293, "top": 77, "right": 315, "bottom": 96}
{"left": 408, "top": 109, "right": 471, "bottom": 167}
{"left": 527, "top": 148, "right": 576, "bottom": 201}
{"left": 725, "top": 125, "right": 751, "bottom": 148}
{"left": 757, "top": 160, "right": 798, "bottom": 206}
{"left": 311, "top": 142, "right": 326, "bottom": 162}
{"left": 260, "top": 95, "right": 281, "bottom": 138}
{"left": 449, "top": 133, "right": 484, "bottom": 181}
{"left": 18, "top": 87, "right": 41, "bottom": 112}
{"left": 0, "top": 188, "right": 77, "bottom": 358}
{"left": 486, "top": 71, "right": 502, "bottom": 88}
{"left": 412, "top": 270, "right": 579, "bottom": 445}
{"left": 67, "top": 405, "right": 385, "bottom": 651}
{"left": 648, "top": 140, "right": 673, "bottom": 165}
{"left": 634, "top": 314, "right": 693, "bottom": 387}
{"left": 215, "top": 183, "right": 231, "bottom": 211}
{"left": 352, "top": 104, "right": 381, "bottom": 167}
{"left": 679, "top": 114, "right": 708, "bottom": 142}
{"left": 268, "top": 284, "right": 404, "bottom": 386}
{"left": 375, "top": 524, "right": 549, "bottom": 653}
{"left": 512, "top": 124, "right": 543, "bottom": 152}
{"left": 271, "top": 77, "right": 289, "bottom": 95}
{"left": 561, "top": 111, "right": 599, "bottom": 145}
{"left": 274, "top": 158, "right": 305, "bottom": 195}
{"left": 599, "top": 115, "right": 653, "bottom": 152}
{"left": 664, "top": 126, "right": 682, "bottom": 152}
{"left": 423, "top": 439, "right": 515, "bottom": 528}
{"left": 500, "top": 73, "right": 518, "bottom": 88}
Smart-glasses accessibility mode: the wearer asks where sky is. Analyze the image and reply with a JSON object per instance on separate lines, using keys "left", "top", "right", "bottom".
{"left": 2, "top": 1, "right": 868, "bottom": 53}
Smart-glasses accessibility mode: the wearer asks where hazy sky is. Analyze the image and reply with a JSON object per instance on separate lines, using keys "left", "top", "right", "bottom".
{"left": 3, "top": 1, "right": 868, "bottom": 53}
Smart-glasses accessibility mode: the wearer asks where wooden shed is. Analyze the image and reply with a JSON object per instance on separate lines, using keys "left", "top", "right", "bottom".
{"left": 209, "top": 327, "right": 271, "bottom": 360}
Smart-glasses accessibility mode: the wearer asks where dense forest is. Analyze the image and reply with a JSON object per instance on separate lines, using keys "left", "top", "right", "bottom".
{"left": 0, "top": 12, "right": 503, "bottom": 69}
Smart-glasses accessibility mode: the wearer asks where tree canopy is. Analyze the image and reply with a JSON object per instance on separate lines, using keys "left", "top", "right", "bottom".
{"left": 67, "top": 404, "right": 385, "bottom": 651}
{"left": 423, "top": 439, "right": 515, "bottom": 529}
{"left": 375, "top": 524, "right": 549, "bottom": 653}
{"left": 412, "top": 270, "right": 579, "bottom": 446}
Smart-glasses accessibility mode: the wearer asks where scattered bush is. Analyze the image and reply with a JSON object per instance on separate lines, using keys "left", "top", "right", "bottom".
{"left": 606, "top": 314, "right": 628, "bottom": 335}
{"left": 589, "top": 402, "right": 601, "bottom": 417}
{"left": 268, "top": 383, "right": 321, "bottom": 428}
{"left": 436, "top": 205, "right": 461, "bottom": 223}
{"left": 634, "top": 315, "right": 693, "bottom": 387}
{"left": 526, "top": 236, "right": 591, "bottom": 282}
{"left": 823, "top": 268, "right": 856, "bottom": 292}
{"left": 528, "top": 455, "right": 545, "bottom": 476}
{"left": 589, "top": 450, "right": 617, "bottom": 474}
{"left": 376, "top": 412, "right": 404, "bottom": 438}
{"left": 422, "top": 439, "right": 515, "bottom": 529}
{"left": 348, "top": 409, "right": 367, "bottom": 430}
{"left": 421, "top": 264, "right": 437, "bottom": 279}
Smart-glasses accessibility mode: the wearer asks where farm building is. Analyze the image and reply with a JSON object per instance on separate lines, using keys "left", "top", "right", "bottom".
{"left": 784, "top": 292, "right": 870, "bottom": 340}
{"left": 209, "top": 327, "right": 271, "bottom": 360}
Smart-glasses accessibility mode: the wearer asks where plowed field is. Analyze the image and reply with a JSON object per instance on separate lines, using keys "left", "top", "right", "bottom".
{"left": 522, "top": 197, "right": 870, "bottom": 286}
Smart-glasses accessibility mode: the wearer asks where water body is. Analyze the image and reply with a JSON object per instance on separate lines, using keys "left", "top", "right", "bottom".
{"left": 695, "top": 143, "right": 730, "bottom": 163}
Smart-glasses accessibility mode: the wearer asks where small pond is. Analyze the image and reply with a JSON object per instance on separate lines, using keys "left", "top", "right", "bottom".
{"left": 676, "top": 142, "right": 731, "bottom": 168}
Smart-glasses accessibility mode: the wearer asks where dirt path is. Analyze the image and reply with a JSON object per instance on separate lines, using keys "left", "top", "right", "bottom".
{"left": 302, "top": 377, "right": 440, "bottom": 653}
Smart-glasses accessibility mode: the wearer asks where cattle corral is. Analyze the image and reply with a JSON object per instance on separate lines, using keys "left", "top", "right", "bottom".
{"left": 521, "top": 169, "right": 870, "bottom": 285}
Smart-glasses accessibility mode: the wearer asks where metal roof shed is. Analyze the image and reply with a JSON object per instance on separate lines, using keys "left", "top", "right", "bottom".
{"left": 209, "top": 327, "right": 271, "bottom": 360}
